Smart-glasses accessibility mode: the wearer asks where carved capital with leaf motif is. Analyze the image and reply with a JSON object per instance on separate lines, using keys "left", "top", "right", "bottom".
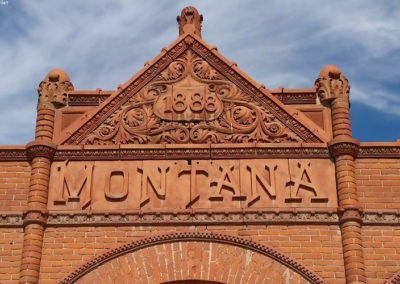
{"left": 37, "top": 68, "right": 74, "bottom": 109}
{"left": 315, "top": 65, "right": 350, "bottom": 106}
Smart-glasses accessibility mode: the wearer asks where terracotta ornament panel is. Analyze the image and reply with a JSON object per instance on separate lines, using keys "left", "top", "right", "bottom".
{"left": 82, "top": 51, "right": 301, "bottom": 145}
{"left": 47, "top": 159, "right": 337, "bottom": 211}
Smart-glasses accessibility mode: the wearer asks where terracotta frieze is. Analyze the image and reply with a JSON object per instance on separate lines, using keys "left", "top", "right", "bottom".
{"left": 0, "top": 146, "right": 27, "bottom": 161}
{"left": 358, "top": 142, "right": 400, "bottom": 158}
{"left": 271, "top": 88, "right": 317, "bottom": 105}
{"left": 47, "top": 159, "right": 337, "bottom": 212}
{"left": 1, "top": 210, "right": 399, "bottom": 227}
{"left": 2, "top": 143, "right": 399, "bottom": 161}
{"left": 68, "top": 94, "right": 110, "bottom": 106}
{"left": 0, "top": 213, "right": 23, "bottom": 227}
{"left": 52, "top": 144, "right": 331, "bottom": 161}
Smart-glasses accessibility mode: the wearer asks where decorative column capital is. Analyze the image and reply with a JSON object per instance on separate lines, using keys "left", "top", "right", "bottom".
{"left": 315, "top": 65, "right": 350, "bottom": 106}
{"left": 338, "top": 206, "right": 363, "bottom": 224}
{"left": 37, "top": 68, "right": 74, "bottom": 109}
{"left": 26, "top": 140, "right": 57, "bottom": 161}
{"left": 23, "top": 208, "right": 48, "bottom": 226}
{"left": 328, "top": 137, "right": 360, "bottom": 158}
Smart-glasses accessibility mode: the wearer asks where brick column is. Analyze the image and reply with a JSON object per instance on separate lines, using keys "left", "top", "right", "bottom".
{"left": 316, "top": 65, "right": 365, "bottom": 284}
{"left": 20, "top": 69, "right": 73, "bottom": 283}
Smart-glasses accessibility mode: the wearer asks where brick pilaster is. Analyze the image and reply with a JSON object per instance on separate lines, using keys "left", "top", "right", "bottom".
{"left": 316, "top": 65, "right": 366, "bottom": 283}
{"left": 19, "top": 69, "right": 72, "bottom": 283}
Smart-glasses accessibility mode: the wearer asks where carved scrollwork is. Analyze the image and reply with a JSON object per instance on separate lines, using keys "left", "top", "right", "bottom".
{"left": 84, "top": 51, "right": 301, "bottom": 145}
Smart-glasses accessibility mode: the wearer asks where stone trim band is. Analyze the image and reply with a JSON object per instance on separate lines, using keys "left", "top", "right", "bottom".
{"left": 1, "top": 144, "right": 400, "bottom": 161}
{"left": 2, "top": 210, "right": 399, "bottom": 227}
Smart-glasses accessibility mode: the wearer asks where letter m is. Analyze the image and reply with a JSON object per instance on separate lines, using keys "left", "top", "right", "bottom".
{"left": 54, "top": 161, "right": 93, "bottom": 209}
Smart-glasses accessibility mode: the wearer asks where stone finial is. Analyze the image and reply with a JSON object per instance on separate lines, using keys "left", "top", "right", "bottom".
{"left": 37, "top": 68, "right": 74, "bottom": 108}
{"left": 315, "top": 65, "right": 350, "bottom": 105}
{"left": 177, "top": 6, "right": 203, "bottom": 37}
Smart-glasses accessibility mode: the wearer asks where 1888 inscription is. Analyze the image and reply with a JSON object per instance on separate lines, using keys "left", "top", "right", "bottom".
{"left": 48, "top": 159, "right": 336, "bottom": 211}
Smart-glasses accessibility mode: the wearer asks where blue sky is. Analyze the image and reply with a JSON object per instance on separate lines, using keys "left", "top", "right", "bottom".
{"left": 0, "top": 0, "right": 399, "bottom": 144}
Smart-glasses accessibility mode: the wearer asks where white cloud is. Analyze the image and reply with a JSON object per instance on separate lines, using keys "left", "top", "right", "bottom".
{"left": 0, "top": 0, "right": 399, "bottom": 144}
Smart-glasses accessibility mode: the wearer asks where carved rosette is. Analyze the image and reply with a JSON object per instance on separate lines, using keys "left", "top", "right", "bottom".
{"left": 315, "top": 65, "right": 350, "bottom": 105}
{"left": 328, "top": 138, "right": 360, "bottom": 158}
{"left": 84, "top": 51, "right": 300, "bottom": 145}
{"left": 37, "top": 68, "right": 74, "bottom": 108}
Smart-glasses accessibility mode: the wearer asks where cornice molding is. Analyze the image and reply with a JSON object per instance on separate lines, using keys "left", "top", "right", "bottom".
{"left": 68, "top": 94, "right": 110, "bottom": 106}
{"left": 1, "top": 144, "right": 399, "bottom": 161}
{"left": 0, "top": 147, "right": 27, "bottom": 161}
{"left": 0, "top": 213, "right": 23, "bottom": 227}
{"left": 1, "top": 209, "right": 399, "bottom": 227}
{"left": 358, "top": 144, "right": 400, "bottom": 158}
{"left": 363, "top": 210, "right": 400, "bottom": 225}
{"left": 53, "top": 144, "right": 330, "bottom": 161}
{"left": 271, "top": 90, "right": 317, "bottom": 105}
{"left": 46, "top": 209, "right": 340, "bottom": 226}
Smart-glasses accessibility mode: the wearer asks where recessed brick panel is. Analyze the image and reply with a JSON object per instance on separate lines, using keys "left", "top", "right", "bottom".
{"left": 0, "top": 162, "right": 30, "bottom": 211}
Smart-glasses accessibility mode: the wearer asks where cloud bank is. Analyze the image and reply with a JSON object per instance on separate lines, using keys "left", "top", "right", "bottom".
{"left": 0, "top": 0, "right": 399, "bottom": 144}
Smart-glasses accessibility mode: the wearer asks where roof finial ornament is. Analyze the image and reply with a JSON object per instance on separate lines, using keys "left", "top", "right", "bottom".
{"left": 315, "top": 65, "right": 350, "bottom": 106}
{"left": 37, "top": 68, "right": 74, "bottom": 108}
{"left": 177, "top": 6, "right": 203, "bottom": 38}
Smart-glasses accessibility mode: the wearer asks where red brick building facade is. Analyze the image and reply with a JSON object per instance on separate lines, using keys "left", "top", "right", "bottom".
{"left": 1, "top": 7, "right": 400, "bottom": 284}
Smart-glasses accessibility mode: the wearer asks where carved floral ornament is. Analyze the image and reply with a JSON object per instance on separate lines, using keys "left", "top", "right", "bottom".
{"left": 84, "top": 51, "right": 301, "bottom": 145}
{"left": 37, "top": 68, "right": 74, "bottom": 108}
{"left": 314, "top": 65, "right": 350, "bottom": 105}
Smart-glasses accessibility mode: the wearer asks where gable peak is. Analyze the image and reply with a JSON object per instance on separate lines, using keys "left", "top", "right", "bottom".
{"left": 177, "top": 6, "right": 203, "bottom": 38}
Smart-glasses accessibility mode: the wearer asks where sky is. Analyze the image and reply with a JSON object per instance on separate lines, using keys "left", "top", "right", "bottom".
{"left": 0, "top": 0, "right": 399, "bottom": 145}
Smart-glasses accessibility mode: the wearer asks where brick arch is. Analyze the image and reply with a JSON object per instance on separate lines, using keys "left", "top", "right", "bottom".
{"left": 386, "top": 270, "right": 400, "bottom": 284}
{"left": 60, "top": 232, "right": 326, "bottom": 284}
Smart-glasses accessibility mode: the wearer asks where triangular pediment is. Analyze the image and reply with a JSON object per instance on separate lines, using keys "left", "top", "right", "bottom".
{"left": 58, "top": 35, "right": 328, "bottom": 145}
